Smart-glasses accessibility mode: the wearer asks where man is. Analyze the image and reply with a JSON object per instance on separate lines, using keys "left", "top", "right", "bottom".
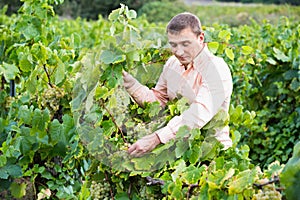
{"left": 123, "top": 12, "right": 233, "bottom": 157}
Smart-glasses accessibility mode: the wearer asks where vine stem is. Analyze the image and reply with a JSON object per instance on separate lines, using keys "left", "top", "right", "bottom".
{"left": 43, "top": 64, "right": 53, "bottom": 87}
{"left": 146, "top": 176, "right": 165, "bottom": 186}
{"left": 253, "top": 176, "right": 280, "bottom": 189}
{"left": 101, "top": 99, "right": 128, "bottom": 144}
{"left": 104, "top": 172, "right": 114, "bottom": 200}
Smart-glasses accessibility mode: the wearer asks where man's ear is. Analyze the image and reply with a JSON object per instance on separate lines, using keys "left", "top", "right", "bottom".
{"left": 198, "top": 32, "right": 205, "bottom": 42}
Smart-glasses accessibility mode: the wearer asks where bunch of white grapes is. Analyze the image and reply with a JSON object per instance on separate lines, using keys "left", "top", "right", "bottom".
{"left": 90, "top": 180, "right": 111, "bottom": 200}
{"left": 40, "top": 85, "right": 65, "bottom": 112}
{"left": 252, "top": 184, "right": 282, "bottom": 200}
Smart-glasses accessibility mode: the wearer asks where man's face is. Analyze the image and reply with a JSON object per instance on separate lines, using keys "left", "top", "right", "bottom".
{"left": 168, "top": 27, "right": 204, "bottom": 66}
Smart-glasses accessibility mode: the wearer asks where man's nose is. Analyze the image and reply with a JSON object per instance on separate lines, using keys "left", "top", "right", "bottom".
{"left": 175, "top": 47, "right": 184, "bottom": 56}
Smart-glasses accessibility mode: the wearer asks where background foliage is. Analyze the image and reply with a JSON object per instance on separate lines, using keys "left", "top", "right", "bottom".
{"left": 0, "top": 0, "right": 299, "bottom": 199}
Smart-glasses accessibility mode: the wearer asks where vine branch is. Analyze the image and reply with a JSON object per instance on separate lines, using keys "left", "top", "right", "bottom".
{"left": 146, "top": 176, "right": 165, "bottom": 186}
{"left": 104, "top": 172, "right": 114, "bottom": 200}
{"left": 43, "top": 64, "right": 53, "bottom": 87}
{"left": 100, "top": 99, "right": 128, "bottom": 144}
{"left": 253, "top": 176, "right": 280, "bottom": 189}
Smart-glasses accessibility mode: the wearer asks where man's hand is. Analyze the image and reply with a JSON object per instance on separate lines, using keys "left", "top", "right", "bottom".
{"left": 122, "top": 70, "right": 136, "bottom": 90}
{"left": 128, "top": 133, "right": 161, "bottom": 157}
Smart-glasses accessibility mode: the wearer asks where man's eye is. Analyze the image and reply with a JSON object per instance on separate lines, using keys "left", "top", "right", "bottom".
{"left": 183, "top": 42, "right": 190, "bottom": 47}
{"left": 170, "top": 43, "right": 177, "bottom": 48}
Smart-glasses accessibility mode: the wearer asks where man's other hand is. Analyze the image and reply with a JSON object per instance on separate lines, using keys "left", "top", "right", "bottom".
{"left": 128, "top": 133, "right": 161, "bottom": 157}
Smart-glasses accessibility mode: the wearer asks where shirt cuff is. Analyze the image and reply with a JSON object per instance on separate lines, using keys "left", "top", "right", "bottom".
{"left": 155, "top": 126, "right": 176, "bottom": 144}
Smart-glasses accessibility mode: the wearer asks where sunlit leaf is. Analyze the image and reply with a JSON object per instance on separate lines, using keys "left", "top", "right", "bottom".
{"left": 228, "top": 169, "right": 256, "bottom": 194}
{"left": 218, "top": 30, "right": 231, "bottom": 42}
{"left": 273, "top": 47, "right": 290, "bottom": 62}
{"left": 0, "top": 62, "right": 20, "bottom": 81}
{"left": 208, "top": 42, "right": 219, "bottom": 54}
{"left": 225, "top": 48, "right": 235, "bottom": 61}
{"left": 241, "top": 46, "right": 253, "bottom": 55}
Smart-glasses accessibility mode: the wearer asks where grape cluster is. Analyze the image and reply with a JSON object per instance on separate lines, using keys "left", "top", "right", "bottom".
{"left": 252, "top": 184, "right": 282, "bottom": 200}
{"left": 40, "top": 85, "right": 65, "bottom": 112}
{"left": 113, "top": 86, "right": 130, "bottom": 113}
{"left": 90, "top": 180, "right": 111, "bottom": 200}
{"left": 44, "top": 160, "right": 55, "bottom": 168}
{"left": 125, "top": 116, "right": 166, "bottom": 144}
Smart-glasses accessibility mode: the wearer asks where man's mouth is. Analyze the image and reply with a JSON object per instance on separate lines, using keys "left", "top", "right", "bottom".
{"left": 177, "top": 56, "right": 187, "bottom": 61}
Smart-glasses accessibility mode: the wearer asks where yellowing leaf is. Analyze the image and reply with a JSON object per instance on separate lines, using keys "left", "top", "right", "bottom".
{"left": 241, "top": 46, "right": 253, "bottom": 55}
{"left": 132, "top": 154, "right": 155, "bottom": 171}
{"left": 228, "top": 169, "right": 256, "bottom": 194}
{"left": 218, "top": 30, "right": 231, "bottom": 42}
{"left": 247, "top": 57, "right": 255, "bottom": 65}
{"left": 225, "top": 48, "right": 235, "bottom": 61}
{"left": 208, "top": 42, "right": 219, "bottom": 54}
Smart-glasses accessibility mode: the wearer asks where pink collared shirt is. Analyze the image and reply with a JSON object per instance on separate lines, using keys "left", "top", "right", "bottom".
{"left": 125, "top": 44, "right": 233, "bottom": 149}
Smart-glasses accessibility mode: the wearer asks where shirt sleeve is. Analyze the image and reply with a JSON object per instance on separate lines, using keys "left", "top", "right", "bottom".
{"left": 156, "top": 60, "right": 233, "bottom": 144}
{"left": 123, "top": 62, "right": 170, "bottom": 107}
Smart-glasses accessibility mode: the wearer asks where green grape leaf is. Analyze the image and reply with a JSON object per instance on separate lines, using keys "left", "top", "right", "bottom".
{"left": 273, "top": 47, "right": 290, "bottom": 62}
{"left": 19, "top": 56, "right": 33, "bottom": 72}
{"left": 55, "top": 61, "right": 65, "bottom": 85}
{"left": 22, "top": 23, "right": 40, "bottom": 41}
{"left": 0, "top": 62, "right": 20, "bottom": 81}
{"left": 283, "top": 70, "right": 298, "bottom": 80}
{"left": 228, "top": 169, "right": 256, "bottom": 194}
{"left": 175, "top": 139, "right": 189, "bottom": 158}
{"left": 18, "top": 105, "right": 32, "bottom": 125}
{"left": 0, "top": 155, "right": 7, "bottom": 167}
{"left": 71, "top": 33, "right": 81, "bottom": 48}
{"left": 49, "top": 119, "right": 62, "bottom": 145}
{"left": 10, "top": 182, "right": 26, "bottom": 199}
{"left": 221, "top": 168, "right": 235, "bottom": 185}
{"left": 32, "top": 108, "right": 49, "bottom": 131}
{"left": 126, "top": 9, "right": 137, "bottom": 19}
{"left": 171, "top": 160, "right": 186, "bottom": 181}
{"left": 131, "top": 154, "right": 155, "bottom": 171}
{"left": 290, "top": 78, "right": 300, "bottom": 92}
{"left": 6, "top": 164, "right": 22, "bottom": 178}
{"left": 0, "top": 168, "right": 9, "bottom": 179}
{"left": 168, "top": 180, "right": 183, "bottom": 199}
{"left": 218, "top": 30, "right": 231, "bottom": 42}
{"left": 100, "top": 50, "right": 125, "bottom": 64}
{"left": 108, "top": 9, "right": 120, "bottom": 21}
{"left": 25, "top": 69, "right": 38, "bottom": 94}
{"left": 280, "top": 141, "right": 300, "bottom": 200}
{"left": 266, "top": 57, "right": 277, "bottom": 65}
{"left": 182, "top": 165, "right": 204, "bottom": 184}
{"left": 188, "top": 144, "right": 201, "bottom": 164}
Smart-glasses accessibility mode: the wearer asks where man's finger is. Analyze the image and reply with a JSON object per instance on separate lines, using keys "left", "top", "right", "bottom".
{"left": 128, "top": 144, "right": 136, "bottom": 154}
{"left": 129, "top": 149, "right": 145, "bottom": 157}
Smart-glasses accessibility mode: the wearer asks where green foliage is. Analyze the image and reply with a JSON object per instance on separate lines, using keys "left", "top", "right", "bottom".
{"left": 138, "top": 1, "right": 300, "bottom": 26}
{"left": 280, "top": 141, "right": 300, "bottom": 199}
{"left": 0, "top": 0, "right": 299, "bottom": 199}
{"left": 138, "top": 1, "right": 189, "bottom": 24}
{"left": 216, "top": 0, "right": 300, "bottom": 6}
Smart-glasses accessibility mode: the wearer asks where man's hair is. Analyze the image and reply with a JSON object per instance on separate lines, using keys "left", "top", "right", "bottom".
{"left": 166, "top": 12, "right": 202, "bottom": 36}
